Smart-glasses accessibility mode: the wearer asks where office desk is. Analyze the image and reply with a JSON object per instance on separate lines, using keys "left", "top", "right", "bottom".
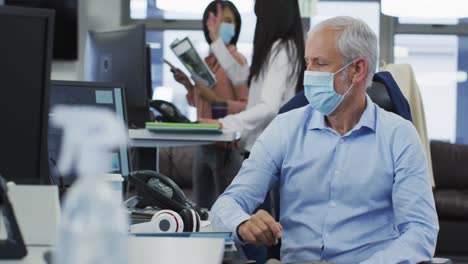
{"left": 129, "top": 128, "right": 241, "bottom": 148}
{"left": 0, "top": 237, "right": 228, "bottom": 264}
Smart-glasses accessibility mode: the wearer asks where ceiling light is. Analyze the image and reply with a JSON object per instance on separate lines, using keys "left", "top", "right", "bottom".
{"left": 156, "top": 0, "right": 253, "bottom": 14}
{"left": 381, "top": 0, "right": 468, "bottom": 19}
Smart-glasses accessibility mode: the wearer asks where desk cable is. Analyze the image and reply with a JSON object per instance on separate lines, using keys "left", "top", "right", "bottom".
{"left": 49, "top": 158, "right": 66, "bottom": 196}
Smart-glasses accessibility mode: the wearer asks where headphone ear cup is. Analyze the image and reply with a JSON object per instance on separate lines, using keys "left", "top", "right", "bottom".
{"left": 194, "top": 209, "right": 201, "bottom": 232}
{"left": 179, "top": 209, "right": 193, "bottom": 232}
{"left": 152, "top": 210, "right": 184, "bottom": 232}
{"left": 179, "top": 208, "right": 200, "bottom": 232}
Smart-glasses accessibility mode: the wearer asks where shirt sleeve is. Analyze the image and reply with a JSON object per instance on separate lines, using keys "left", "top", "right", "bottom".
{"left": 361, "top": 121, "right": 439, "bottom": 264}
{"left": 210, "top": 117, "right": 285, "bottom": 243}
{"left": 219, "top": 44, "right": 294, "bottom": 148}
{"left": 210, "top": 38, "right": 250, "bottom": 86}
{"left": 186, "top": 90, "right": 196, "bottom": 107}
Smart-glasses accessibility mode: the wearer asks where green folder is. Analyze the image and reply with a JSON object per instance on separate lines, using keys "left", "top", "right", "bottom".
{"left": 145, "top": 122, "right": 222, "bottom": 134}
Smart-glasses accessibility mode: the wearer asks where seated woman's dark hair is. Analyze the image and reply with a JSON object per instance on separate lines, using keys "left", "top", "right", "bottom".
{"left": 202, "top": 0, "right": 242, "bottom": 45}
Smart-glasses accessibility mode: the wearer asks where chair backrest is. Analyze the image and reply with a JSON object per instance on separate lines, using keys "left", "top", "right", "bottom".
{"left": 279, "top": 71, "right": 413, "bottom": 122}
{"left": 366, "top": 81, "right": 393, "bottom": 112}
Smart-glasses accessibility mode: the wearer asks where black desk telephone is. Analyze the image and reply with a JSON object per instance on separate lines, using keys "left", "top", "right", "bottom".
{"left": 128, "top": 171, "right": 209, "bottom": 220}
{"left": 149, "top": 100, "right": 191, "bottom": 123}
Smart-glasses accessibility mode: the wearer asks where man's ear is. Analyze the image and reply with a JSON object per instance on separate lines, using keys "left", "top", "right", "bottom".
{"left": 351, "top": 58, "right": 368, "bottom": 85}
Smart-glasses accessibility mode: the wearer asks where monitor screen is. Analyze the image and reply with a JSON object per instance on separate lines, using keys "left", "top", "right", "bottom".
{"left": 84, "top": 24, "right": 151, "bottom": 128}
{"left": 5, "top": 0, "right": 78, "bottom": 60}
{"left": 0, "top": 6, "right": 53, "bottom": 184}
{"left": 48, "top": 81, "right": 131, "bottom": 185}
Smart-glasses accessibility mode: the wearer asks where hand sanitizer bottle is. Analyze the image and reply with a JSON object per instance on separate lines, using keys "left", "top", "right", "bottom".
{"left": 51, "top": 106, "right": 129, "bottom": 264}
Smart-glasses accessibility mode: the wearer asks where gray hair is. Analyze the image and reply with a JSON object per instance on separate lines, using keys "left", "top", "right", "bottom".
{"left": 311, "top": 16, "right": 378, "bottom": 88}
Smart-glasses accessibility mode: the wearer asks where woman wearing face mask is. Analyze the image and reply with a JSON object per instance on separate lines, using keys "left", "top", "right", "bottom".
{"left": 172, "top": 0, "right": 248, "bottom": 119}
{"left": 170, "top": 0, "right": 249, "bottom": 209}
{"left": 202, "top": 2, "right": 304, "bottom": 262}
{"left": 206, "top": 3, "right": 250, "bottom": 86}
{"left": 201, "top": 1, "right": 305, "bottom": 262}
{"left": 201, "top": 0, "right": 305, "bottom": 157}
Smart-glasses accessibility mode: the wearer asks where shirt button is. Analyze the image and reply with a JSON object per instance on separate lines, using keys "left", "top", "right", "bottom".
{"left": 330, "top": 201, "right": 337, "bottom": 207}
{"left": 340, "top": 138, "right": 344, "bottom": 143}
{"left": 335, "top": 170, "right": 340, "bottom": 175}
{"left": 325, "top": 233, "right": 330, "bottom": 237}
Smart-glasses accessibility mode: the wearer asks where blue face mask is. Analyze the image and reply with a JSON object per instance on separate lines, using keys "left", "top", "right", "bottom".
{"left": 219, "top": 22, "right": 235, "bottom": 44}
{"left": 303, "top": 60, "right": 355, "bottom": 115}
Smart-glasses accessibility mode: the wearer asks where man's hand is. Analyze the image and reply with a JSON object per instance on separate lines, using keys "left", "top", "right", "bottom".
{"left": 238, "top": 210, "right": 283, "bottom": 246}
{"left": 207, "top": 3, "right": 223, "bottom": 42}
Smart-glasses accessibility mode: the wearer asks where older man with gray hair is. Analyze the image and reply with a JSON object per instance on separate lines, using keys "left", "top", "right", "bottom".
{"left": 211, "top": 16, "right": 438, "bottom": 263}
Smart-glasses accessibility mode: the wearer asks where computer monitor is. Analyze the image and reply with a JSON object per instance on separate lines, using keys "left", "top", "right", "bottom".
{"left": 146, "top": 44, "right": 153, "bottom": 100}
{"left": 0, "top": 5, "right": 54, "bottom": 184}
{"left": 48, "top": 81, "right": 131, "bottom": 186}
{"left": 5, "top": 0, "right": 78, "bottom": 60}
{"left": 84, "top": 24, "right": 151, "bottom": 128}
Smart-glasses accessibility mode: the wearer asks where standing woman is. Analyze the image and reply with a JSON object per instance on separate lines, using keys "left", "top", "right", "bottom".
{"left": 203, "top": 1, "right": 305, "bottom": 262}
{"left": 202, "top": 0, "right": 305, "bottom": 156}
{"left": 170, "top": 0, "right": 249, "bottom": 209}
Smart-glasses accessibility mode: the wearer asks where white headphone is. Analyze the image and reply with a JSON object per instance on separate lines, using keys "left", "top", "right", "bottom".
{"left": 131, "top": 209, "right": 201, "bottom": 233}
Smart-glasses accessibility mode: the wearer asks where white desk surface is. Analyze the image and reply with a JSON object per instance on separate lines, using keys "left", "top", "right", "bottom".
{"left": 129, "top": 236, "right": 224, "bottom": 264}
{"left": 0, "top": 237, "right": 224, "bottom": 264}
{"left": 128, "top": 128, "right": 240, "bottom": 148}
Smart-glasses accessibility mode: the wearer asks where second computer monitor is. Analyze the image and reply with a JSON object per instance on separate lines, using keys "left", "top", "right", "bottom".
{"left": 84, "top": 24, "right": 151, "bottom": 128}
{"left": 48, "top": 81, "right": 131, "bottom": 185}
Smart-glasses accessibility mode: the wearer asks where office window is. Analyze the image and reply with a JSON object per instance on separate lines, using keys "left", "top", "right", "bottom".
{"left": 399, "top": 18, "right": 460, "bottom": 25}
{"left": 131, "top": 0, "right": 253, "bottom": 20}
{"left": 394, "top": 34, "right": 468, "bottom": 143}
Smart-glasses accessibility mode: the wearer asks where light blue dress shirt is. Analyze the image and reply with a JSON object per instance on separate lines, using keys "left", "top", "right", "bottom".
{"left": 211, "top": 96, "right": 439, "bottom": 264}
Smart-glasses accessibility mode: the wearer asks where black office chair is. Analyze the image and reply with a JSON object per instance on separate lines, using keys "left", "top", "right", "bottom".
{"left": 264, "top": 71, "right": 451, "bottom": 264}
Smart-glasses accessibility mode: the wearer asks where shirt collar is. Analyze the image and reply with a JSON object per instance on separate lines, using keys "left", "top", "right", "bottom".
{"left": 308, "top": 106, "right": 327, "bottom": 130}
{"left": 308, "top": 95, "right": 376, "bottom": 133}
{"left": 352, "top": 95, "right": 376, "bottom": 132}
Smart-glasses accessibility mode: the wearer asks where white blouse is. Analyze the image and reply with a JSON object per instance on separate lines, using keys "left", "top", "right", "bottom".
{"left": 220, "top": 40, "right": 298, "bottom": 152}
{"left": 210, "top": 38, "right": 250, "bottom": 86}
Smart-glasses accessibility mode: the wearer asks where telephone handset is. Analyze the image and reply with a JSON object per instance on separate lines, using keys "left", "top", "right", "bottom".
{"left": 149, "top": 100, "right": 191, "bottom": 123}
{"left": 128, "top": 170, "right": 209, "bottom": 220}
